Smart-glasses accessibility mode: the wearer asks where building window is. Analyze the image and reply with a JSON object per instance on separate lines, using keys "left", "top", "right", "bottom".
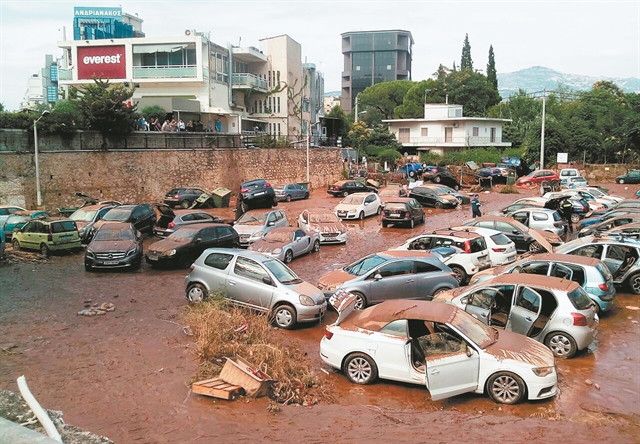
{"left": 490, "top": 128, "right": 496, "bottom": 143}
{"left": 276, "top": 70, "right": 280, "bottom": 84}
{"left": 355, "top": 66, "right": 361, "bottom": 71}
{"left": 445, "top": 127, "right": 453, "bottom": 143}
{"left": 268, "top": 123, "right": 272, "bottom": 134}
{"left": 277, "top": 96, "right": 281, "bottom": 113}
{"left": 472, "top": 127, "right": 479, "bottom": 137}
{"left": 386, "top": 65, "right": 392, "bottom": 70}
{"left": 268, "top": 71, "right": 271, "bottom": 88}
{"left": 421, "top": 128, "right": 428, "bottom": 137}
{"left": 268, "top": 97, "right": 272, "bottom": 112}
{"left": 398, "top": 128, "right": 410, "bottom": 143}
{"left": 277, "top": 123, "right": 281, "bottom": 136}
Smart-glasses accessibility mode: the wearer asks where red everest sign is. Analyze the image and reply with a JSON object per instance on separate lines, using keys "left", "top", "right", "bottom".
{"left": 77, "top": 46, "right": 126, "bottom": 80}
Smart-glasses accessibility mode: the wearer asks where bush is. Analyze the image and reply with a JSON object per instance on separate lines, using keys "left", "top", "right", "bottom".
{"left": 420, "top": 147, "right": 525, "bottom": 166}
{"left": 499, "top": 185, "right": 520, "bottom": 194}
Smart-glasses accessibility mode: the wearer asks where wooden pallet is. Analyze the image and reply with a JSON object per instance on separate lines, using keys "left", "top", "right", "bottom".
{"left": 192, "top": 378, "right": 245, "bottom": 400}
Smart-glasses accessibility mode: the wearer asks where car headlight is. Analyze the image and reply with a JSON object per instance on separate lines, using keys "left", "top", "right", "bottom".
{"left": 272, "top": 248, "right": 282, "bottom": 254}
{"left": 252, "top": 230, "right": 264, "bottom": 238}
{"left": 348, "top": 209, "right": 356, "bottom": 213}
{"left": 162, "top": 249, "right": 176, "bottom": 257}
{"left": 126, "top": 248, "right": 137, "bottom": 257}
{"left": 86, "top": 249, "right": 95, "bottom": 258}
{"left": 299, "top": 295, "right": 315, "bottom": 306}
{"left": 532, "top": 366, "right": 554, "bottom": 377}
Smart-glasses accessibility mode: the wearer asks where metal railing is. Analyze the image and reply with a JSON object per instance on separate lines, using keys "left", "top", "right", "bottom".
{"left": 232, "top": 73, "right": 268, "bottom": 90}
{"left": 133, "top": 65, "right": 198, "bottom": 79}
{"left": 399, "top": 136, "right": 507, "bottom": 145}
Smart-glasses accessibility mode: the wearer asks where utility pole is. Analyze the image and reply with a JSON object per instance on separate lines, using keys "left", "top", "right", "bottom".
{"left": 354, "top": 95, "right": 359, "bottom": 123}
{"left": 539, "top": 89, "right": 546, "bottom": 169}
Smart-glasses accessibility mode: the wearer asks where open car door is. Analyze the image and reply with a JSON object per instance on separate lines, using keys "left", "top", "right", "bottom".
{"left": 463, "top": 288, "right": 499, "bottom": 325}
{"left": 507, "top": 286, "right": 542, "bottom": 336}
{"left": 550, "top": 263, "right": 573, "bottom": 280}
{"left": 330, "top": 290, "right": 358, "bottom": 326}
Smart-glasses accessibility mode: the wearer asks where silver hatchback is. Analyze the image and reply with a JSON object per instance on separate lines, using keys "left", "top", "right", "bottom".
{"left": 434, "top": 274, "right": 599, "bottom": 358}
{"left": 184, "top": 248, "right": 326, "bottom": 329}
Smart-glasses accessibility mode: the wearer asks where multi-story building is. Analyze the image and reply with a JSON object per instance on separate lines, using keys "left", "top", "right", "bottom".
{"left": 323, "top": 93, "right": 341, "bottom": 114}
{"left": 73, "top": 6, "right": 144, "bottom": 40}
{"left": 340, "top": 30, "right": 413, "bottom": 114}
{"left": 21, "top": 55, "right": 61, "bottom": 109}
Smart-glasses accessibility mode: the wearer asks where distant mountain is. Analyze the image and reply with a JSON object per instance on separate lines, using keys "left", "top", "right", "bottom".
{"left": 498, "top": 66, "right": 640, "bottom": 98}
{"left": 324, "top": 91, "right": 341, "bottom": 97}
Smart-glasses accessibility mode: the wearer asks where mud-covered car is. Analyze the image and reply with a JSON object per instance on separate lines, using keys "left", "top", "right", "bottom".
{"left": 409, "top": 186, "right": 459, "bottom": 209}
{"left": 11, "top": 217, "right": 81, "bottom": 257}
{"left": 85, "top": 222, "right": 143, "bottom": 271}
{"left": 153, "top": 204, "right": 224, "bottom": 237}
{"left": 578, "top": 215, "right": 640, "bottom": 238}
{"left": 327, "top": 180, "right": 375, "bottom": 198}
{"left": 233, "top": 209, "right": 289, "bottom": 247}
{"left": 463, "top": 216, "right": 561, "bottom": 253}
{"left": 321, "top": 294, "right": 557, "bottom": 404}
{"left": 334, "top": 192, "right": 382, "bottom": 220}
{"left": 69, "top": 204, "right": 115, "bottom": 244}
{"left": 421, "top": 166, "right": 461, "bottom": 190}
{"left": 435, "top": 274, "right": 599, "bottom": 358}
{"left": 248, "top": 227, "right": 320, "bottom": 263}
{"left": 163, "top": 187, "right": 208, "bottom": 209}
{"left": 420, "top": 184, "right": 470, "bottom": 205}
{"left": 378, "top": 187, "right": 407, "bottom": 204}
{"left": 237, "top": 179, "right": 278, "bottom": 212}
{"left": 298, "top": 210, "right": 347, "bottom": 244}
{"left": 381, "top": 198, "right": 425, "bottom": 228}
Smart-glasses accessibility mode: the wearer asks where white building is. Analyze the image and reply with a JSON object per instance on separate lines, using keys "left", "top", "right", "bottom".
{"left": 323, "top": 94, "right": 341, "bottom": 114}
{"left": 383, "top": 104, "right": 511, "bottom": 155}
{"left": 21, "top": 54, "right": 61, "bottom": 109}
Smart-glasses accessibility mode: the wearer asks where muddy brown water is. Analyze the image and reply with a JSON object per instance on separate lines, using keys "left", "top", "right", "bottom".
{"left": 1, "top": 184, "right": 639, "bottom": 442}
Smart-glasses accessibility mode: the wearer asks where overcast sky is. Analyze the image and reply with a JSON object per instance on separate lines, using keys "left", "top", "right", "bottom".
{"left": 1, "top": 0, "right": 638, "bottom": 110}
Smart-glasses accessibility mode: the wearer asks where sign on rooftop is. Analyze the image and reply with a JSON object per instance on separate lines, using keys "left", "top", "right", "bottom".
{"left": 74, "top": 6, "right": 122, "bottom": 18}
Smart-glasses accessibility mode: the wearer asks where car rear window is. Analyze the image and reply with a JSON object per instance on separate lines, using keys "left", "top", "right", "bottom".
{"left": 51, "top": 221, "right": 77, "bottom": 233}
{"left": 204, "top": 253, "right": 234, "bottom": 270}
{"left": 567, "top": 287, "right": 593, "bottom": 310}
{"left": 469, "top": 238, "right": 486, "bottom": 253}
{"left": 490, "top": 233, "right": 511, "bottom": 246}
{"left": 385, "top": 203, "right": 408, "bottom": 210}
{"left": 596, "top": 263, "right": 613, "bottom": 282}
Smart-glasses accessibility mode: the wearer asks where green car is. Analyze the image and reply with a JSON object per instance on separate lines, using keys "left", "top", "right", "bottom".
{"left": 616, "top": 170, "right": 640, "bottom": 184}
{"left": 11, "top": 218, "right": 82, "bottom": 257}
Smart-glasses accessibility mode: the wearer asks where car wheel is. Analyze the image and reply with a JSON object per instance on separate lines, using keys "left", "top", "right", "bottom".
{"left": 431, "top": 288, "right": 449, "bottom": 299}
{"left": 358, "top": 211, "right": 365, "bottom": 220}
{"left": 571, "top": 213, "right": 581, "bottom": 224}
{"left": 84, "top": 264, "right": 92, "bottom": 272}
{"left": 529, "top": 241, "right": 543, "bottom": 253}
{"left": 284, "top": 250, "right": 294, "bottom": 264}
{"left": 352, "top": 291, "right": 367, "bottom": 310}
{"left": 186, "top": 283, "right": 207, "bottom": 303}
{"left": 381, "top": 220, "right": 388, "bottom": 228}
{"left": 312, "top": 240, "right": 320, "bottom": 253}
{"left": 11, "top": 239, "right": 20, "bottom": 251}
{"left": 618, "top": 179, "right": 624, "bottom": 184}
{"left": 286, "top": 195, "right": 292, "bottom": 202}
{"left": 434, "top": 175, "right": 442, "bottom": 184}
{"left": 342, "top": 191, "right": 349, "bottom": 198}
{"left": 545, "top": 332, "right": 577, "bottom": 358}
{"left": 272, "top": 305, "right": 296, "bottom": 330}
{"left": 409, "top": 171, "right": 416, "bottom": 178}
{"left": 450, "top": 266, "right": 466, "bottom": 285}
{"left": 344, "top": 352, "right": 378, "bottom": 385}
{"left": 487, "top": 372, "right": 526, "bottom": 404}
{"left": 435, "top": 201, "right": 443, "bottom": 209}
{"left": 454, "top": 184, "right": 460, "bottom": 191}
{"left": 376, "top": 206, "right": 381, "bottom": 215}
{"left": 240, "top": 201, "right": 249, "bottom": 214}
{"left": 180, "top": 200, "right": 190, "bottom": 209}
{"left": 40, "top": 244, "right": 50, "bottom": 258}
{"left": 628, "top": 273, "right": 640, "bottom": 295}
{"left": 304, "top": 192, "right": 309, "bottom": 199}
{"left": 178, "top": 254, "right": 194, "bottom": 269}
{"left": 421, "top": 213, "right": 426, "bottom": 224}
{"left": 410, "top": 218, "right": 415, "bottom": 229}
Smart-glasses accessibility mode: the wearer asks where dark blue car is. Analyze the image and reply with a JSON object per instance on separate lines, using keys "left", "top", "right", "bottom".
{"left": 400, "top": 162, "right": 423, "bottom": 179}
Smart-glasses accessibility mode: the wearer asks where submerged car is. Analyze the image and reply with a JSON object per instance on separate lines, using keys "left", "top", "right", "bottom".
{"left": 146, "top": 223, "right": 240, "bottom": 268}
{"left": 233, "top": 209, "right": 289, "bottom": 247}
{"left": 85, "top": 222, "right": 143, "bottom": 271}
{"left": 381, "top": 197, "right": 425, "bottom": 228}
{"left": 184, "top": 249, "right": 327, "bottom": 329}
{"left": 316, "top": 250, "right": 459, "bottom": 309}
{"left": 334, "top": 192, "right": 382, "bottom": 220}
{"left": 320, "top": 294, "right": 557, "bottom": 404}
{"left": 69, "top": 204, "right": 115, "bottom": 244}
{"left": 470, "top": 253, "right": 616, "bottom": 313}
{"left": 153, "top": 204, "right": 224, "bottom": 237}
{"left": 435, "top": 274, "right": 599, "bottom": 358}
{"left": 248, "top": 227, "right": 320, "bottom": 263}
{"left": 298, "top": 210, "right": 347, "bottom": 244}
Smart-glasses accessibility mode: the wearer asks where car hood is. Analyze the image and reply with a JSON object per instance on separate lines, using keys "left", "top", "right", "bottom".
{"left": 233, "top": 224, "right": 263, "bottom": 236}
{"left": 484, "top": 329, "right": 555, "bottom": 367}
{"left": 335, "top": 203, "right": 362, "bottom": 211}
{"left": 147, "top": 237, "right": 189, "bottom": 253}
{"left": 249, "top": 239, "right": 287, "bottom": 253}
{"left": 310, "top": 222, "right": 347, "bottom": 234}
{"left": 440, "top": 194, "right": 458, "bottom": 202}
{"left": 289, "top": 281, "right": 324, "bottom": 303}
{"left": 75, "top": 220, "right": 89, "bottom": 230}
{"left": 317, "top": 269, "right": 356, "bottom": 291}
{"left": 88, "top": 239, "right": 137, "bottom": 253}
{"left": 528, "top": 228, "right": 555, "bottom": 252}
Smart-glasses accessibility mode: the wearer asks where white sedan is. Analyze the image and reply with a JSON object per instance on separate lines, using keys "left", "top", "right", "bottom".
{"left": 320, "top": 293, "right": 558, "bottom": 404}
{"left": 334, "top": 192, "right": 382, "bottom": 220}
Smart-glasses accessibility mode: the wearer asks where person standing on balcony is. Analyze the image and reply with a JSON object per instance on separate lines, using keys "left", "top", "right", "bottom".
{"left": 216, "top": 118, "right": 223, "bottom": 133}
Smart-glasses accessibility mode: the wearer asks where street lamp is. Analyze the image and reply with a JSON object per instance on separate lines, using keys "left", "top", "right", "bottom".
{"left": 306, "top": 120, "right": 320, "bottom": 183}
{"left": 33, "top": 110, "right": 50, "bottom": 207}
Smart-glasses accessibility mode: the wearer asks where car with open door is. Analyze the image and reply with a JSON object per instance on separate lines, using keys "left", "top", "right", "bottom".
{"left": 434, "top": 274, "right": 599, "bottom": 358}
{"left": 248, "top": 227, "right": 320, "bottom": 263}
{"left": 320, "top": 292, "right": 557, "bottom": 404}
{"left": 469, "top": 253, "right": 616, "bottom": 313}
{"left": 462, "top": 216, "right": 561, "bottom": 253}
{"left": 506, "top": 208, "right": 565, "bottom": 236}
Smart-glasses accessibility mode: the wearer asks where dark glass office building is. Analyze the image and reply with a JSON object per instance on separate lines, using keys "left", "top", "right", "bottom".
{"left": 340, "top": 30, "right": 413, "bottom": 113}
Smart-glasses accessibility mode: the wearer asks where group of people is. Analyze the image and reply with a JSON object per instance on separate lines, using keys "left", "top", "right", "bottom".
{"left": 134, "top": 117, "right": 223, "bottom": 133}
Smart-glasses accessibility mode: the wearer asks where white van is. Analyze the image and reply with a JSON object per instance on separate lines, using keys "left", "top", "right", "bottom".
{"left": 560, "top": 168, "right": 580, "bottom": 187}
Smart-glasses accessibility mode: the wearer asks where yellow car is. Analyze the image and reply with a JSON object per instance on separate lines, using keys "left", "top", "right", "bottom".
{"left": 11, "top": 218, "right": 82, "bottom": 257}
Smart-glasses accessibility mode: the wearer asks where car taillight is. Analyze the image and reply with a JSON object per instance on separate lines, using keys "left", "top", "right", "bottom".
{"left": 189, "top": 265, "right": 195, "bottom": 272}
{"left": 553, "top": 222, "right": 562, "bottom": 227}
{"left": 598, "top": 282, "right": 609, "bottom": 292}
{"left": 174, "top": 194, "right": 180, "bottom": 198}
{"left": 571, "top": 312, "right": 588, "bottom": 326}
{"left": 241, "top": 187, "right": 249, "bottom": 193}
{"left": 324, "top": 328, "right": 333, "bottom": 340}
{"left": 464, "top": 240, "right": 472, "bottom": 254}
{"left": 265, "top": 182, "right": 271, "bottom": 188}
{"left": 168, "top": 222, "right": 176, "bottom": 229}
{"left": 404, "top": 211, "right": 410, "bottom": 219}
{"left": 492, "top": 247, "right": 506, "bottom": 252}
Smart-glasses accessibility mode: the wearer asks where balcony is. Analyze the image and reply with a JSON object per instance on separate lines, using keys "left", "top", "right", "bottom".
{"left": 133, "top": 65, "right": 198, "bottom": 79}
{"left": 232, "top": 73, "right": 268, "bottom": 92}
{"left": 58, "top": 69, "right": 73, "bottom": 81}
{"left": 399, "top": 136, "right": 511, "bottom": 148}
{"left": 232, "top": 46, "right": 267, "bottom": 63}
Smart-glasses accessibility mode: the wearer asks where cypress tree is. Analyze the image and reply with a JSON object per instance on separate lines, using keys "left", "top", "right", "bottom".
{"left": 461, "top": 34, "right": 473, "bottom": 71}
{"left": 487, "top": 45, "right": 498, "bottom": 90}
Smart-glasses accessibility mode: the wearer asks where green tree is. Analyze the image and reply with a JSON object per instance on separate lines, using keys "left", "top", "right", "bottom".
{"left": 0, "top": 103, "right": 4, "bottom": 112}
{"left": 460, "top": 34, "right": 473, "bottom": 71}
{"left": 487, "top": 45, "right": 498, "bottom": 90}
{"left": 40, "top": 100, "right": 85, "bottom": 135}
{"left": 445, "top": 70, "right": 500, "bottom": 115}
{"left": 357, "top": 80, "right": 414, "bottom": 124}
{"left": 69, "top": 78, "right": 137, "bottom": 147}
{"left": 326, "top": 104, "right": 351, "bottom": 144}
{"left": 394, "top": 79, "right": 439, "bottom": 119}
{"left": 140, "top": 105, "right": 167, "bottom": 123}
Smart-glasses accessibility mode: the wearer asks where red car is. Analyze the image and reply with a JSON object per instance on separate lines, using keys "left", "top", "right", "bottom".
{"left": 515, "top": 169, "right": 559, "bottom": 186}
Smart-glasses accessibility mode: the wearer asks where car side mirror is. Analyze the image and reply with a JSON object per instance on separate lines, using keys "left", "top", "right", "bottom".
{"left": 267, "top": 221, "right": 275, "bottom": 227}
{"left": 512, "top": 230, "right": 520, "bottom": 235}
{"left": 364, "top": 202, "right": 369, "bottom": 206}
{"left": 466, "top": 345, "right": 473, "bottom": 358}
{"left": 374, "top": 273, "right": 382, "bottom": 281}
{"left": 194, "top": 238, "right": 202, "bottom": 244}
{"left": 461, "top": 296, "right": 469, "bottom": 305}
{"left": 262, "top": 276, "right": 273, "bottom": 286}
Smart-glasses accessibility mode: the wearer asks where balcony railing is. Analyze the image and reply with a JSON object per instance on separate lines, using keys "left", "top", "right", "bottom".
{"left": 133, "top": 65, "right": 198, "bottom": 79}
{"left": 232, "top": 73, "right": 268, "bottom": 91}
{"left": 399, "top": 136, "right": 509, "bottom": 146}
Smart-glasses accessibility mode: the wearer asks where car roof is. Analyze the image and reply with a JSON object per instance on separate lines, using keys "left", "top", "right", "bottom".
{"left": 340, "top": 300, "right": 457, "bottom": 332}
{"left": 176, "top": 222, "right": 230, "bottom": 230}
{"left": 524, "top": 252, "right": 601, "bottom": 267}
{"left": 383, "top": 197, "right": 413, "bottom": 203}
{"left": 173, "top": 209, "right": 212, "bottom": 215}
{"left": 512, "top": 207, "right": 557, "bottom": 213}
{"left": 97, "top": 221, "right": 134, "bottom": 229}
{"left": 0, "top": 205, "right": 25, "bottom": 209}
{"left": 489, "top": 274, "right": 580, "bottom": 291}
{"left": 450, "top": 225, "right": 501, "bottom": 236}
{"left": 268, "top": 227, "right": 298, "bottom": 233}
{"left": 424, "top": 228, "right": 484, "bottom": 239}
{"left": 349, "top": 192, "right": 374, "bottom": 197}
{"left": 199, "top": 248, "right": 274, "bottom": 263}
{"left": 380, "top": 250, "right": 436, "bottom": 259}
{"left": 80, "top": 203, "right": 115, "bottom": 211}
{"left": 333, "top": 180, "right": 350, "bottom": 185}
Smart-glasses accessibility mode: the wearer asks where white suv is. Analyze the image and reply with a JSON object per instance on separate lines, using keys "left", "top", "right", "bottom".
{"left": 391, "top": 228, "right": 491, "bottom": 284}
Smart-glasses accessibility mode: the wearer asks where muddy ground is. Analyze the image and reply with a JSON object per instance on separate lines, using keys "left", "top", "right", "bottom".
{"left": 1, "top": 183, "right": 639, "bottom": 443}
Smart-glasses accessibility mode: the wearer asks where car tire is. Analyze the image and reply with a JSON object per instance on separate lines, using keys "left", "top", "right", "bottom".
{"left": 186, "top": 283, "right": 207, "bottom": 303}
{"left": 486, "top": 372, "right": 526, "bottom": 404}
{"left": 410, "top": 218, "right": 415, "bottom": 229}
{"left": 11, "top": 239, "right": 20, "bottom": 251}
{"left": 431, "top": 288, "right": 449, "bottom": 299}
{"left": 178, "top": 254, "right": 194, "bottom": 269}
{"left": 342, "top": 191, "right": 349, "bottom": 198}
{"left": 454, "top": 184, "right": 460, "bottom": 191}
{"left": 304, "top": 192, "right": 309, "bottom": 199}
{"left": 545, "top": 331, "right": 577, "bottom": 358}
{"left": 358, "top": 211, "right": 365, "bottom": 220}
{"left": 286, "top": 195, "right": 292, "bottom": 202}
{"left": 420, "top": 214, "right": 426, "bottom": 224}
{"left": 180, "top": 200, "right": 190, "bottom": 209}
{"left": 409, "top": 171, "right": 416, "bottom": 178}
{"left": 450, "top": 266, "right": 466, "bottom": 285}
{"left": 343, "top": 352, "right": 378, "bottom": 385}
{"left": 271, "top": 304, "right": 296, "bottom": 330}
{"left": 529, "top": 241, "right": 543, "bottom": 253}
{"left": 352, "top": 291, "right": 367, "bottom": 310}
{"left": 618, "top": 179, "right": 624, "bottom": 184}
{"left": 284, "top": 250, "right": 294, "bottom": 264}
{"left": 434, "top": 175, "right": 442, "bottom": 184}
{"left": 84, "top": 264, "right": 92, "bottom": 272}
{"left": 381, "top": 220, "right": 388, "bottom": 228}
{"left": 240, "top": 201, "right": 249, "bottom": 214}
{"left": 312, "top": 240, "right": 320, "bottom": 253}
{"left": 571, "top": 213, "right": 581, "bottom": 224}
{"left": 40, "top": 244, "right": 50, "bottom": 258}
{"left": 626, "top": 273, "right": 640, "bottom": 295}
{"left": 435, "top": 201, "right": 443, "bottom": 209}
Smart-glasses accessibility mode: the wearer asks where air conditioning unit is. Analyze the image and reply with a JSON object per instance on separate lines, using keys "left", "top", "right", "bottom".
{"left": 185, "top": 29, "right": 193, "bottom": 36}
{"left": 452, "top": 122, "right": 459, "bottom": 128}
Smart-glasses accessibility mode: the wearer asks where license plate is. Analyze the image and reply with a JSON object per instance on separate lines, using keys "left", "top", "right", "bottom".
{"left": 104, "top": 260, "right": 119, "bottom": 265}
{"left": 147, "top": 256, "right": 158, "bottom": 261}
{"left": 389, "top": 214, "right": 401, "bottom": 218}
{"left": 338, "top": 212, "right": 346, "bottom": 216}
{"left": 506, "top": 255, "right": 516, "bottom": 263}
{"left": 255, "top": 191, "right": 265, "bottom": 196}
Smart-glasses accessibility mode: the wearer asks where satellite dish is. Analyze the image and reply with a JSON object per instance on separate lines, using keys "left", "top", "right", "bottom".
{"left": 185, "top": 29, "right": 191, "bottom": 36}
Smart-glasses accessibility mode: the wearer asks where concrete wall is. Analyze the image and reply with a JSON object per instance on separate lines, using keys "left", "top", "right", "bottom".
{"left": 0, "top": 130, "right": 342, "bottom": 210}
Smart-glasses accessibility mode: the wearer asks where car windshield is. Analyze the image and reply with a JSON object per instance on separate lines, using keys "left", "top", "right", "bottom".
{"left": 263, "top": 259, "right": 303, "bottom": 284}
{"left": 237, "top": 212, "right": 267, "bottom": 225}
{"left": 341, "top": 195, "right": 365, "bottom": 205}
{"left": 168, "top": 228, "right": 199, "bottom": 241}
{"left": 450, "top": 309, "right": 497, "bottom": 349}
{"left": 264, "top": 230, "right": 293, "bottom": 242}
{"left": 69, "top": 208, "right": 98, "bottom": 222}
{"left": 344, "top": 254, "right": 387, "bottom": 276}
{"left": 567, "top": 287, "right": 594, "bottom": 310}
{"left": 94, "top": 228, "right": 134, "bottom": 241}
{"left": 309, "top": 213, "right": 339, "bottom": 223}
{"left": 6, "top": 215, "right": 28, "bottom": 224}
{"left": 103, "top": 208, "right": 132, "bottom": 221}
